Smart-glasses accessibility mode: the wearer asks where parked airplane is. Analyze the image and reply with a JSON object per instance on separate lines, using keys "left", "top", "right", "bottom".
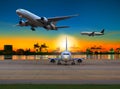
{"left": 16, "top": 9, "right": 78, "bottom": 31}
{"left": 49, "top": 37, "right": 84, "bottom": 65}
{"left": 80, "top": 29, "right": 105, "bottom": 36}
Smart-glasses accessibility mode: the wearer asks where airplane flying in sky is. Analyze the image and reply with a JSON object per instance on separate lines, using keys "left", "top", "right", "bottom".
{"left": 80, "top": 29, "right": 105, "bottom": 36}
{"left": 49, "top": 37, "right": 84, "bottom": 65}
{"left": 16, "top": 9, "right": 78, "bottom": 31}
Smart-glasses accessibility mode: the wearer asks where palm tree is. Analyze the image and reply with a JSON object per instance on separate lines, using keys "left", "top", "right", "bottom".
{"left": 116, "top": 48, "right": 120, "bottom": 53}
{"left": 40, "top": 43, "right": 48, "bottom": 52}
{"left": 34, "top": 43, "right": 40, "bottom": 52}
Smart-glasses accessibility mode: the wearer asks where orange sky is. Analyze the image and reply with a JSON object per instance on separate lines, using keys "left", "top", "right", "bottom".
{"left": 0, "top": 37, "right": 56, "bottom": 51}
{"left": 0, "top": 35, "right": 120, "bottom": 52}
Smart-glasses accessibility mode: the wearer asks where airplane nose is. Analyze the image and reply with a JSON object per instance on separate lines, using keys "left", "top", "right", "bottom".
{"left": 16, "top": 9, "right": 20, "bottom": 13}
{"left": 16, "top": 9, "right": 23, "bottom": 18}
{"left": 63, "top": 55, "right": 69, "bottom": 60}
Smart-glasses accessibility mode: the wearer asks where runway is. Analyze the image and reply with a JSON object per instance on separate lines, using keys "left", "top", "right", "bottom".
{"left": 0, "top": 59, "right": 120, "bottom": 84}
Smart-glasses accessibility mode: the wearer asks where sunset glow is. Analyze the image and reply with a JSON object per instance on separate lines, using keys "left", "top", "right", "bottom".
{"left": 0, "top": 0, "right": 120, "bottom": 53}
{"left": 56, "top": 35, "right": 78, "bottom": 51}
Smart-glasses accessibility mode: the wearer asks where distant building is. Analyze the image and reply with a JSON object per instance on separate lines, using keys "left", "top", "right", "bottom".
{"left": 4, "top": 45, "right": 13, "bottom": 52}
{"left": 4, "top": 45, "right": 13, "bottom": 59}
{"left": 4, "top": 45, "right": 13, "bottom": 54}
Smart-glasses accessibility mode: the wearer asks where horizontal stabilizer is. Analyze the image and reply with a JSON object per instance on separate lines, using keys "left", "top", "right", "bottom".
{"left": 56, "top": 26, "right": 69, "bottom": 29}
{"left": 16, "top": 24, "right": 21, "bottom": 26}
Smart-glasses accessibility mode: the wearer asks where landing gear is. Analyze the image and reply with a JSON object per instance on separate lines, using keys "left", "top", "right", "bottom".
{"left": 19, "top": 18, "right": 23, "bottom": 24}
{"left": 57, "top": 62, "right": 62, "bottom": 65}
{"left": 57, "top": 60, "right": 61, "bottom": 65}
{"left": 31, "top": 27, "right": 35, "bottom": 31}
{"left": 50, "top": 59, "right": 56, "bottom": 63}
{"left": 71, "top": 61, "right": 75, "bottom": 65}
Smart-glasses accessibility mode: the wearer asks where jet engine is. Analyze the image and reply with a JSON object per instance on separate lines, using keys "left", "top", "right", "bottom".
{"left": 77, "top": 58, "right": 83, "bottom": 63}
{"left": 41, "top": 17, "right": 48, "bottom": 23}
{"left": 19, "top": 20, "right": 28, "bottom": 26}
{"left": 50, "top": 59, "right": 56, "bottom": 63}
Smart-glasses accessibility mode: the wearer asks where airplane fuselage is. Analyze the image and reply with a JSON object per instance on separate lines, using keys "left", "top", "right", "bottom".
{"left": 80, "top": 29, "right": 105, "bottom": 36}
{"left": 81, "top": 32, "right": 103, "bottom": 36}
{"left": 16, "top": 9, "right": 45, "bottom": 27}
{"left": 61, "top": 51, "right": 72, "bottom": 62}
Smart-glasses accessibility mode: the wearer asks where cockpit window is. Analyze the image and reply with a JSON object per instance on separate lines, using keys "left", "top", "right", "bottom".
{"left": 63, "top": 53, "right": 70, "bottom": 55}
{"left": 18, "top": 9, "right": 25, "bottom": 12}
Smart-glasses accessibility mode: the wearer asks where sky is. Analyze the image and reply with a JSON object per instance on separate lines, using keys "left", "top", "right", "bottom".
{"left": 0, "top": 0, "right": 120, "bottom": 52}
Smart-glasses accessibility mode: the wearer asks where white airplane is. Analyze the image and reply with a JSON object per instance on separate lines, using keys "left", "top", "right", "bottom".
{"left": 49, "top": 37, "right": 84, "bottom": 65}
{"left": 16, "top": 9, "right": 78, "bottom": 31}
{"left": 80, "top": 29, "right": 105, "bottom": 36}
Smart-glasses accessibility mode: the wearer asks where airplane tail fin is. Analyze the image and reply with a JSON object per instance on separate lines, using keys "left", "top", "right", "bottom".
{"left": 101, "top": 29, "right": 105, "bottom": 33}
{"left": 66, "top": 36, "right": 68, "bottom": 51}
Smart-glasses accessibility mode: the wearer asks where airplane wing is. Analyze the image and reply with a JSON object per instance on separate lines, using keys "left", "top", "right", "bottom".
{"left": 72, "top": 58, "right": 85, "bottom": 63}
{"left": 49, "top": 58, "right": 61, "bottom": 63}
{"left": 89, "top": 32, "right": 94, "bottom": 36}
{"left": 48, "top": 14, "right": 79, "bottom": 22}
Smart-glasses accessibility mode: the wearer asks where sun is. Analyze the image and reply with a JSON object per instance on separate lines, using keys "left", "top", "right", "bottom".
{"left": 57, "top": 35, "right": 77, "bottom": 51}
